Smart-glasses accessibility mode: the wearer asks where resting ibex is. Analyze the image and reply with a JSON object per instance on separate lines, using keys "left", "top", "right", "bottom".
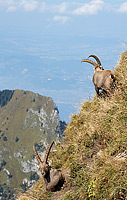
{"left": 81, "top": 55, "right": 116, "bottom": 96}
{"left": 33, "top": 141, "right": 65, "bottom": 191}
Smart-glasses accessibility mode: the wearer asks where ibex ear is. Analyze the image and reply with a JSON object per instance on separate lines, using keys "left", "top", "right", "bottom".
{"left": 49, "top": 160, "right": 52, "bottom": 166}
{"left": 100, "top": 65, "right": 104, "bottom": 70}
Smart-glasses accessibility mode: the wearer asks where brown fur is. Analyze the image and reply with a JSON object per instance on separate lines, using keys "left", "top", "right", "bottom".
{"left": 81, "top": 55, "right": 116, "bottom": 96}
{"left": 93, "top": 67, "right": 116, "bottom": 96}
{"left": 33, "top": 142, "right": 68, "bottom": 192}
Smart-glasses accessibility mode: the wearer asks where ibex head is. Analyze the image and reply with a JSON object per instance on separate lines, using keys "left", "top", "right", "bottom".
{"left": 81, "top": 54, "right": 104, "bottom": 71}
{"left": 33, "top": 141, "right": 54, "bottom": 177}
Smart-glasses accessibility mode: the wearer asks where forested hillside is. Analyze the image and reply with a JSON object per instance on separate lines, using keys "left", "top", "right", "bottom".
{"left": 0, "top": 90, "right": 14, "bottom": 107}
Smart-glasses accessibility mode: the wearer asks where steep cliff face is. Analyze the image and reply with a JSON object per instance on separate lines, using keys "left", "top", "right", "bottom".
{"left": 0, "top": 89, "right": 66, "bottom": 199}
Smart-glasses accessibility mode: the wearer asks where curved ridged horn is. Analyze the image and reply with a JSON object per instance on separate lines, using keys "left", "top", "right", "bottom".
{"left": 44, "top": 141, "right": 55, "bottom": 163}
{"left": 33, "top": 145, "right": 43, "bottom": 164}
{"left": 81, "top": 59, "right": 98, "bottom": 68}
{"left": 88, "top": 55, "right": 101, "bottom": 66}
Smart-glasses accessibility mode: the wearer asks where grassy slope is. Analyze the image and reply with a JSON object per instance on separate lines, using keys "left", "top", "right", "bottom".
{"left": 17, "top": 51, "right": 127, "bottom": 200}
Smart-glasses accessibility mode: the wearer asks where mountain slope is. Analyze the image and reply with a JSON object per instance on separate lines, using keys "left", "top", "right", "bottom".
{"left": 17, "top": 51, "right": 127, "bottom": 200}
{"left": 0, "top": 89, "right": 66, "bottom": 199}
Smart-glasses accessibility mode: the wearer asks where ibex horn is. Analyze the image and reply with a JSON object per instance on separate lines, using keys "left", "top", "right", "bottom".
{"left": 88, "top": 55, "right": 101, "bottom": 66}
{"left": 33, "top": 145, "right": 43, "bottom": 164}
{"left": 81, "top": 59, "right": 98, "bottom": 68}
{"left": 44, "top": 141, "right": 55, "bottom": 163}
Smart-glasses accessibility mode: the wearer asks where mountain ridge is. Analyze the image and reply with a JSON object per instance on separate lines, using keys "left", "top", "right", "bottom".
{"left": 0, "top": 89, "right": 66, "bottom": 199}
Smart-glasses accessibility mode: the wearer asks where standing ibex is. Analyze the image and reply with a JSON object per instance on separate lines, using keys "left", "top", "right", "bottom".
{"left": 81, "top": 55, "right": 116, "bottom": 96}
{"left": 33, "top": 141, "right": 65, "bottom": 191}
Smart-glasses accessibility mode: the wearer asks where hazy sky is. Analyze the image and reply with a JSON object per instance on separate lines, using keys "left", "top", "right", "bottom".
{"left": 0, "top": 0, "right": 127, "bottom": 36}
{"left": 0, "top": 0, "right": 127, "bottom": 121}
